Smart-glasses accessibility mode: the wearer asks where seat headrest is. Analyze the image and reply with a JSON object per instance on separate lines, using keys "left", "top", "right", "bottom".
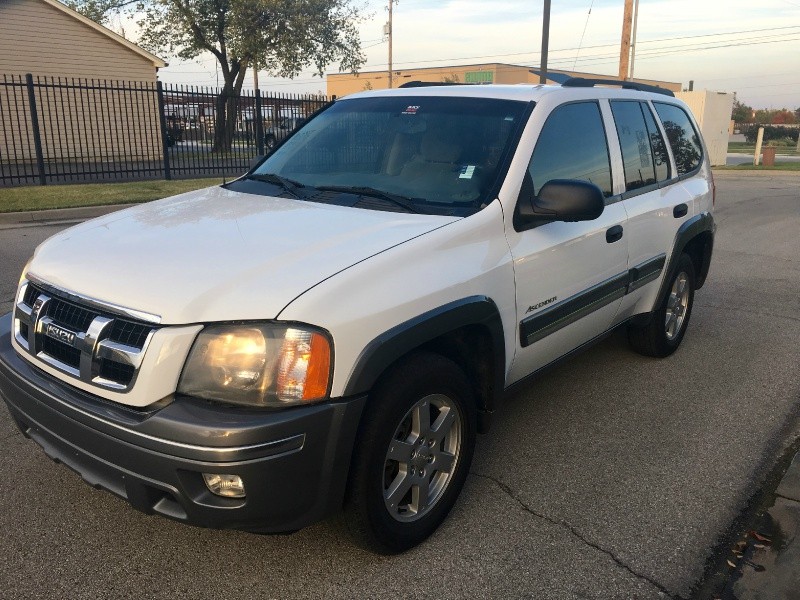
{"left": 420, "top": 134, "right": 460, "bottom": 164}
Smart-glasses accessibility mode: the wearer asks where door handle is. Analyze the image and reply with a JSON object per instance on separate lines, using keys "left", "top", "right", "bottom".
{"left": 673, "top": 203, "right": 688, "bottom": 218}
{"left": 606, "top": 225, "right": 623, "bottom": 243}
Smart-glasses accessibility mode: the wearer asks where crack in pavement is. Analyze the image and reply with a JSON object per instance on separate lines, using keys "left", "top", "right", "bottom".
{"left": 471, "top": 471, "right": 681, "bottom": 599}
{"left": 774, "top": 492, "right": 800, "bottom": 504}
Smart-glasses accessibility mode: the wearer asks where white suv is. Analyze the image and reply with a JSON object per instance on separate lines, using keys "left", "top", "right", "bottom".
{"left": 0, "top": 79, "right": 714, "bottom": 553}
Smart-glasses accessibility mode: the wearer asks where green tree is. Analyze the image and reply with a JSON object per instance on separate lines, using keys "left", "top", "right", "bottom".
{"left": 730, "top": 98, "right": 753, "bottom": 123}
{"left": 63, "top": 0, "right": 118, "bottom": 24}
{"left": 70, "top": 0, "right": 365, "bottom": 151}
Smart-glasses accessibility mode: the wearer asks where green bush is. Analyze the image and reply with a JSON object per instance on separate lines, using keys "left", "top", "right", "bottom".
{"left": 742, "top": 125, "right": 799, "bottom": 144}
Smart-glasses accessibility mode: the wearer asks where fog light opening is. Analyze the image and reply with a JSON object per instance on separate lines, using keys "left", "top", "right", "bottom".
{"left": 203, "top": 473, "right": 246, "bottom": 498}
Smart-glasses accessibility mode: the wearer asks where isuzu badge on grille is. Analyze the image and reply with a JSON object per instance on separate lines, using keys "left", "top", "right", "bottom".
{"left": 44, "top": 323, "right": 77, "bottom": 346}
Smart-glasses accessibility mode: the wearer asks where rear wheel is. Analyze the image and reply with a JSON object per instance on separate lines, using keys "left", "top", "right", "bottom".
{"left": 628, "top": 253, "right": 696, "bottom": 357}
{"left": 342, "top": 352, "right": 476, "bottom": 554}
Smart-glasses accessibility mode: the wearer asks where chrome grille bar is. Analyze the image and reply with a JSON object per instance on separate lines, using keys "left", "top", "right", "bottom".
{"left": 12, "top": 280, "right": 157, "bottom": 393}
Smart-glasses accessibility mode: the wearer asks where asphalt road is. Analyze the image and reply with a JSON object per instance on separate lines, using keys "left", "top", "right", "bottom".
{"left": 0, "top": 172, "right": 798, "bottom": 599}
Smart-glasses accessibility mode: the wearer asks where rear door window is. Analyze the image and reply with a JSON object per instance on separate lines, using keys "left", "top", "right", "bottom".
{"left": 610, "top": 101, "right": 656, "bottom": 191}
{"left": 653, "top": 103, "right": 703, "bottom": 175}
{"left": 641, "top": 103, "right": 670, "bottom": 182}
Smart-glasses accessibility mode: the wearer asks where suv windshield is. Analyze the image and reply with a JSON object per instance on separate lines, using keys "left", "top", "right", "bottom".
{"left": 252, "top": 96, "right": 528, "bottom": 216}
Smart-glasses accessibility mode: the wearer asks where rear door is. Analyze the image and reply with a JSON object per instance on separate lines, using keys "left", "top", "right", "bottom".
{"left": 505, "top": 100, "right": 629, "bottom": 384}
{"left": 610, "top": 99, "right": 702, "bottom": 322}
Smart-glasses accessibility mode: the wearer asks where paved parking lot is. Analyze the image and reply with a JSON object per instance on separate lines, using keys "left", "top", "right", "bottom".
{"left": 0, "top": 172, "right": 798, "bottom": 599}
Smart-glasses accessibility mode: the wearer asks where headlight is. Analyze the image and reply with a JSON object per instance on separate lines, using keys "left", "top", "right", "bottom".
{"left": 178, "top": 323, "right": 332, "bottom": 408}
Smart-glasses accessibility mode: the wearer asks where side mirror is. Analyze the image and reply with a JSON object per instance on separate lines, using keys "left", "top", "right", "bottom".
{"left": 516, "top": 178, "right": 605, "bottom": 228}
{"left": 249, "top": 155, "right": 265, "bottom": 169}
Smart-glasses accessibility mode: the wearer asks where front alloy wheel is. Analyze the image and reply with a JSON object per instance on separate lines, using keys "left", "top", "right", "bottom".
{"left": 383, "top": 394, "right": 462, "bottom": 522}
{"left": 342, "top": 352, "right": 476, "bottom": 554}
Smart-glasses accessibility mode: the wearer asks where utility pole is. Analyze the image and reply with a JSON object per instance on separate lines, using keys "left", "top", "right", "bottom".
{"left": 628, "top": 0, "right": 639, "bottom": 80}
{"left": 619, "top": 0, "right": 634, "bottom": 80}
{"left": 387, "top": 0, "right": 395, "bottom": 89}
{"left": 539, "top": 0, "right": 551, "bottom": 84}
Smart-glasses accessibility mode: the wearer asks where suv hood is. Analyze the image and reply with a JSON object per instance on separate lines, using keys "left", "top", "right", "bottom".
{"left": 26, "top": 186, "right": 458, "bottom": 324}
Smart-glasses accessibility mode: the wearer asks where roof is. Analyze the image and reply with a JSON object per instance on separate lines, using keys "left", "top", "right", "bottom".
{"left": 43, "top": 0, "right": 166, "bottom": 68}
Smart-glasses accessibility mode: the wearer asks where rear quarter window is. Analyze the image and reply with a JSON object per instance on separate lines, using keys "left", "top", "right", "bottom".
{"left": 653, "top": 103, "right": 703, "bottom": 175}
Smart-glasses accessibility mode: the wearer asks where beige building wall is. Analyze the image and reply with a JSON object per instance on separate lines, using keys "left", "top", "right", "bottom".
{"left": 0, "top": 0, "right": 165, "bottom": 162}
{"left": 676, "top": 90, "right": 735, "bottom": 166}
{"left": 0, "top": 0, "right": 159, "bottom": 81}
{"left": 327, "top": 62, "right": 682, "bottom": 98}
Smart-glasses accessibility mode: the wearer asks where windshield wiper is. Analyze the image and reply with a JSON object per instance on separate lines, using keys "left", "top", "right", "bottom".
{"left": 246, "top": 173, "right": 310, "bottom": 199}
{"left": 315, "top": 186, "right": 428, "bottom": 214}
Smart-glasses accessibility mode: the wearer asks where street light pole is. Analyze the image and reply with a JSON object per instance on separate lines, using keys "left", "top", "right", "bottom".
{"left": 539, "top": 0, "right": 551, "bottom": 84}
{"left": 629, "top": 0, "right": 640, "bottom": 80}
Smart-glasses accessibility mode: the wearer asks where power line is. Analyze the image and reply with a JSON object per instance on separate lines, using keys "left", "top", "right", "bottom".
{"left": 572, "top": 0, "right": 595, "bottom": 71}
{"left": 355, "top": 25, "right": 800, "bottom": 70}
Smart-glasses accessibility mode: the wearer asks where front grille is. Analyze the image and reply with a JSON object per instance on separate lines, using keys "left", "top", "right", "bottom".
{"left": 42, "top": 335, "right": 81, "bottom": 368}
{"left": 108, "top": 319, "right": 151, "bottom": 348}
{"left": 99, "top": 359, "right": 136, "bottom": 386}
{"left": 46, "top": 296, "right": 95, "bottom": 332}
{"left": 13, "top": 281, "right": 158, "bottom": 392}
{"left": 22, "top": 284, "right": 38, "bottom": 306}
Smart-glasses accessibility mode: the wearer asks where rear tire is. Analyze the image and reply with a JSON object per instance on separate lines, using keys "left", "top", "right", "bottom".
{"left": 628, "top": 253, "right": 696, "bottom": 358}
{"left": 342, "top": 352, "right": 477, "bottom": 554}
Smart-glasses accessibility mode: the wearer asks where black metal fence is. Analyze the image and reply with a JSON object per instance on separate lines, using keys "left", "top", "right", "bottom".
{"left": 0, "top": 74, "right": 330, "bottom": 186}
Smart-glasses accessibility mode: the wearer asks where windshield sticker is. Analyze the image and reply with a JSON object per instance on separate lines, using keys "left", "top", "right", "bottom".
{"left": 402, "top": 105, "right": 420, "bottom": 115}
{"left": 459, "top": 165, "right": 476, "bottom": 179}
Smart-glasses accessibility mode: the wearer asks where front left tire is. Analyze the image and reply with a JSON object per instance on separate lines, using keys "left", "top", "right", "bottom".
{"left": 341, "top": 352, "right": 477, "bottom": 554}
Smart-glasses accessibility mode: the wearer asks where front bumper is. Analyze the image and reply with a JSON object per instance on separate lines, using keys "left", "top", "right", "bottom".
{"left": 0, "top": 313, "right": 366, "bottom": 532}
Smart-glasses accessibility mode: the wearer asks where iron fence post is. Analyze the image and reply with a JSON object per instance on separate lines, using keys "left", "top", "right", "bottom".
{"left": 156, "top": 81, "right": 172, "bottom": 180}
{"left": 255, "top": 88, "right": 265, "bottom": 156}
{"left": 25, "top": 73, "right": 46, "bottom": 185}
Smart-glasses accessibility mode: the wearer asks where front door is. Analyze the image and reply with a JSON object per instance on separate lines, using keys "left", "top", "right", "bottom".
{"left": 505, "top": 101, "right": 629, "bottom": 384}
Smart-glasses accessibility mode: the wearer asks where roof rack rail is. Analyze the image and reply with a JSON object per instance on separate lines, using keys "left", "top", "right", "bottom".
{"left": 398, "top": 81, "right": 474, "bottom": 88}
{"left": 561, "top": 77, "right": 674, "bottom": 97}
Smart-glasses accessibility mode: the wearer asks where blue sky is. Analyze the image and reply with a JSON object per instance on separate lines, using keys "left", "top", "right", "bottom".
{"left": 149, "top": 0, "right": 800, "bottom": 108}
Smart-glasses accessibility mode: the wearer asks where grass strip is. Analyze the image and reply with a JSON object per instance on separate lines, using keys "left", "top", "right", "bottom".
{"left": 714, "top": 163, "right": 800, "bottom": 171}
{"left": 0, "top": 178, "right": 224, "bottom": 213}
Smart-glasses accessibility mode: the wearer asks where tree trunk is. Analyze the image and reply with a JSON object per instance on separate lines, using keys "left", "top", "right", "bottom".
{"left": 211, "top": 61, "right": 248, "bottom": 153}
{"left": 212, "top": 82, "right": 236, "bottom": 152}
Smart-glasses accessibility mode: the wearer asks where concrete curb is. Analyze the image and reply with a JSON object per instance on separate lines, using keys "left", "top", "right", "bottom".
{"left": 0, "top": 203, "right": 130, "bottom": 229}
{"left": 731, "top": 450, "right": 800, "bottom": 597}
